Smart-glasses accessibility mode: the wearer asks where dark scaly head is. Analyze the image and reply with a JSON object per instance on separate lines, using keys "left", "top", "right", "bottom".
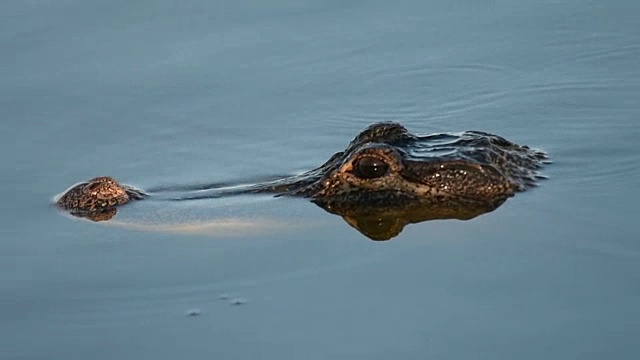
{"left": 302, "top": 122, "right": 526, "bottom": 207}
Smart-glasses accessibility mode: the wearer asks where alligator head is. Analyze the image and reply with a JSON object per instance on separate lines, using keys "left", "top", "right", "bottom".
{"left": 55, "top": 122, "right": 548, "bottom": 240}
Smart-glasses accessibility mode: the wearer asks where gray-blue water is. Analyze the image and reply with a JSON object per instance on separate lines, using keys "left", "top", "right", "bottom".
{"left": 2, "top": 0, "right": 639, "bottom": 359}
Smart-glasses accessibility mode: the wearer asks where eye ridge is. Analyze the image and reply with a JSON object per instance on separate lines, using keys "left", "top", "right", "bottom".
{"left": 353, "top": 156, "right": 390, "bottom": 179}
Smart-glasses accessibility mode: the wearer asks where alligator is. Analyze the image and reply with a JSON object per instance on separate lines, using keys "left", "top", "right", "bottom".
{"left": 55, "top": 122, "right": 548, "bottom": 240}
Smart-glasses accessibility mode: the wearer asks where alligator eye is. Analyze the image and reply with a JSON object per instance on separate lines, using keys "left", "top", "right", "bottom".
{"left": 354, "top": 156, "right": 389, "bottom": 179}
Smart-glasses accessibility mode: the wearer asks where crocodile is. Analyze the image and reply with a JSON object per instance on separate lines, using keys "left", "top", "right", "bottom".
{"left": 55, "top": 122, "right": 548, "bottom": 240}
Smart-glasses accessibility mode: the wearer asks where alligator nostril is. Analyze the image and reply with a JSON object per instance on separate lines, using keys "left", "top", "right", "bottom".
{"left": 354, "top": 156, "right": 389, "bottom": 179}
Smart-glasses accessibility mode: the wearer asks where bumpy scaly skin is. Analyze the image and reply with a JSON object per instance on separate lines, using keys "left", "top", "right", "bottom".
{"left": 56, "top": 122, "right": 547, "bottom": 214}
{"left": 56, "top": 176, "right": 144, "bottom": 212}
{"left": 285, "top": 122, "right": 547, "bottom": 206}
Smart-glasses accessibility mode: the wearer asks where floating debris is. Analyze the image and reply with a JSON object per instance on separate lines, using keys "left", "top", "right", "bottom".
{"left": 229, "top": 298, "right": 247, "bottom": 306}
{"left": 186, "top": 309, "right": 201, "bottom": 316}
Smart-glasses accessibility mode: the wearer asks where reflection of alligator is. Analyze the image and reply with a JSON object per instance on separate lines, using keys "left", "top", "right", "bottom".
{"left": 56, "top": 122, "right": 548, "bottom": 240}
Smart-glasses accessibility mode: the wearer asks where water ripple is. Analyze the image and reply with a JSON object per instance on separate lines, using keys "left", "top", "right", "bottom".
{"left": 569, "top": 43, "right": 640, "bottom": 64}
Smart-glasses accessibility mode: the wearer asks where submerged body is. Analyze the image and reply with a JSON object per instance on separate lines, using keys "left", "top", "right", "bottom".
{"left": 56, "top": 122, "right": 547, "bottom": 238}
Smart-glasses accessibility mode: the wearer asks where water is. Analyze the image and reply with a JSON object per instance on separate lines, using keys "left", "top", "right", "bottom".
{"left": 2, "top": 0, "right": 639, "bottom": 359}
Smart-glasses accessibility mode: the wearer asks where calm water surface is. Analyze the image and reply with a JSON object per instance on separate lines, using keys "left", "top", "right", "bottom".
{"left": 2, "top": 0, "right": 639, "bottom": 359}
